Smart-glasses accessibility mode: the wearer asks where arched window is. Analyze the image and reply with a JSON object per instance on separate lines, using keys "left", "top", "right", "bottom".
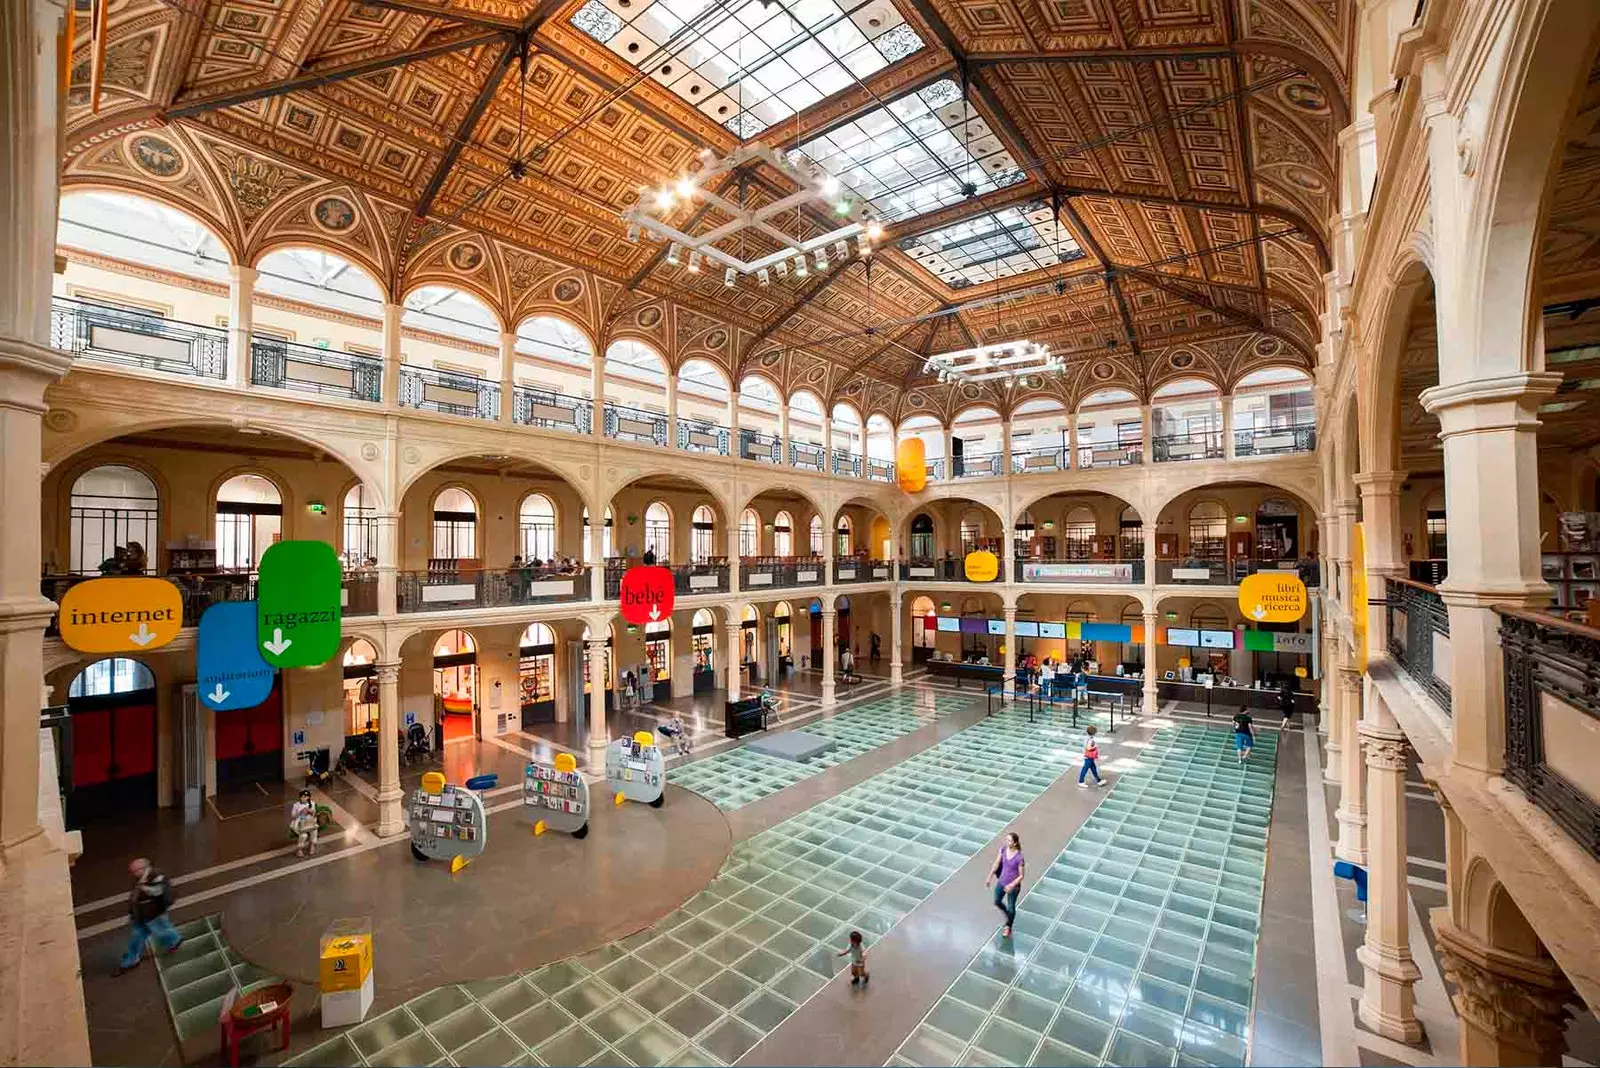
{"left": 1063, "top": 506, "right": 1097, "bottom": 560}
{"left": 1190, "top": 604, "right": 1229, "bottom": 629}
{"left": 69, "top": 657, "right": 154, "bottom": 697}
{"left": 809, "top": 515, "right": 825, "bottom": 555}
{"left": 519, "top": 494, "right": 557, "bottom": 562}
{"left": 644, "top": 502, "right": 671, "bottom": 563}
{"left": 519, "top": 622, "right": 557, "bottom": 715}
{"left": 582, "top": 505, "right": 614, "bottom": 563}
{"left": 1255, "top": 497, "right": 1301, "bottom": 561}
{"left": 343, "top": 484, "right": 378, "bottom": 570}
{"left": 836, "top": 514, "right": 853, "bottom": 556}
{"left": 215, "top": 474, "right": 281, "bottom": 570}
{"left": 70, "top": 464, "right": 158, "bottom": 574}
{"left": 1118, "top": 505, "right": 1143, "bottom": 560}
{"left": 773, "top": 510, "right": 794, "bottom": 556}
{"left": 1188, "top": 501, "right": 1227, "bottom": 561}
{"left": 739, "top": 508, "right": 761, "bottom": 557}
{"left": 691, "top": 505, "right": 717, "bottom": 563}
{"left": 432, "top": 487, "right": 478, "bottom": 560}
{"left": 910, "top": 513, "right": 935, "bottom": 559}
{"left": 959, "top": 512, "right": 984, "bottom": 553}
{"left": 911, "top": 595, "right": 936, "bottom": 650}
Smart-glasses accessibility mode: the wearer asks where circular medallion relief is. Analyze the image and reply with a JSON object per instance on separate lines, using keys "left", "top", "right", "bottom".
{"left": 907, "top": 392, "right": 926, "bottom": 407}
{"left": 636, "top": 306, "right": 662, "bottom": 328}
{"left": 1255, "top": 337, "right": 1282, "bottom": 358}
{"left": 1091, "top": 361, "right": 1116, "bottom": 381}
{"left": 313, "top": 197, "right": 356, "bottom": 233}
{"left": 447, "top": 242, "right": 484, "bottom": 272}
{"left": 1279, "top": 81, "right": 1330, "bottom": 114}
{"left": 129, "top": 135, "right": 184, "bottom": 179}
{"left": 1281, "top": 165, "right": 1327, "bottom": 194}
{"left": 758, "top": 349, "right": 782, "bottom": 367}
{"left": 360, "top": 442, "right": 380, "bottom": 461}
{"left": 554, "top": 278, "right": 583, "bottom": 303}
{"left": 1169, "top": 350, "right": 1196, "bottom": 370}
{"left": 704, "top": 329, "right": 728, "bottom": 350}
{"left": 961, "top": 384, "right": 983, "bottom": 400}
{"left": 44, "top": 409, "right": 77, "bottom": 433}
{"left": 402, "top": 446, "right": 421, "bottom": 465}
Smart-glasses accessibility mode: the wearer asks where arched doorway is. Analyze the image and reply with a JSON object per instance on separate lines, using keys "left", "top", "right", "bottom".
{"left": 1187, "top": 502, "right": 1227, "bottom": 561}
{"left": 644, "top": 501, "right": 672, "bottom": 563}
{"left": 739, "top": 508, "right": 761, "bottom": 557}
{"left": 342, "top": 639, "right": 378, "bottom": 734}
{"left": 809, "top": 598, "right": 823, "bottom": 664}
{"left": 809, "top": 514, "right": 825, "bottom": 555}
{"left": 1255, "top": 498, "right": 1300, "bottom": 562}
{"left": 740, "top": 604, "right": 760, "bottom": 676}
{"left": 645, "top": 619, "right": 671, "bottom": 686}
{"left": 519, "top": 494, "right": 558, "bottom": 563}
{"left": 342, "top": 484, "right": 379, "bottom": 570}
{"left": 774, "top": 511, "right": 794, "bottom": 556}
{"left": 911, "top": 595, "right": 936, "bottom": 662}
{"left": 692, "top": 609, "right": 716, "bottom": 693}
{"left": 836, "top": 514, "right": 853, "bottom": 557}
{"left": 65, "top": 657, "right": 157, "bottom": 824}
{"left": 910, "top": 513, "right": 935, "bottom": 559}
{"left": 691, "top": 505, "right": 717, "bottom": 563}
{"left": 1063, "top": 507, "right": 1097, "bottom": 560}
{"left": 837, "top": 594, "right": 853, "bottom": 654}
{"left": 519, "top": 623, "right": 557, "bottom": 729}
{"left": 1119, "top": 506, "right": 1144, "bottom": 560}
{"left": 215, "top": 473, "right": 281, "bottom": 571}
{"left": 774, "top": 602, "right": 794, "bottom": 674}
{"left": 433, "top": 629, "right": 478, "bottom": 743}
{"left": 69, "top": 464, "right": 159, "bottom": 574}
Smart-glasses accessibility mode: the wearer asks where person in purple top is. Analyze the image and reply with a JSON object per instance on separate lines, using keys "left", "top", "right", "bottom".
{"left": 985, "top": 831, "right": 1026, "bottom": 938}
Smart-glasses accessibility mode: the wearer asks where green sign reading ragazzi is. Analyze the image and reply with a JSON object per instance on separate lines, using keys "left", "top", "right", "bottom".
{"left": 256, "top": 540, "right": 343, "bottom": 668}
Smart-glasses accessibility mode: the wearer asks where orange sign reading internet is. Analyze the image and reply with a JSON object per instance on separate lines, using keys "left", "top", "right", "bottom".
{"left": 58, "top": 577, "right": 184, "bottom": 653}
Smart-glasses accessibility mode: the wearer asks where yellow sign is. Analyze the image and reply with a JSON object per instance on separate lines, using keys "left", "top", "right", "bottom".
{"left": 1238, "top": 572, "right": 1308, "bottom": 623}
{"left": 896, "top": 437, "right": 927, "bottom": 493}
{"left": 1351, "top": 522, "right": 1369, "bottom": 671}
{"left": 554, "top": 753, "right": 577, "bottom": 774}
{"left": 421, "top": 771, "right": 446, "bottom": 795}
{"left": 964, "top": 550, "right": 999, "bottom": 582}
{"left": 319, "top": 934, "right": 372, "bottom": 992}
{"left": 1294, "top": 666, "right": 1309, "bottom": 678}
{"left": 57, "top": 577, "right": 183, "bottom": 654}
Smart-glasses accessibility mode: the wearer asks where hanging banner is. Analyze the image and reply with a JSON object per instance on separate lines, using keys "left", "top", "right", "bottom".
{"left": 197, "top": 602, "right": 276, "bottom": 710}
{"left": 1021, "top": 561, "right": 1134, "bottom": 584}
{"left": 1238, "top": 572, "right": 1308, "bottom": 623}
{"left": 896, "top": 437, "right": 927, "bottom": 493}
{"left": 1351, "top": 523, "right": 1369, "bottom": 672}
{"left": 964, "top": 550, "right": 999, "bottom": 582}
{"left": 58, "top": 577, "right": 184, "bottom": 654}
{"left": 619, "top": 565, "right": 675, "bottom": 625}
{"left": 257, "top": 540, "right": 343, "bottom": 668}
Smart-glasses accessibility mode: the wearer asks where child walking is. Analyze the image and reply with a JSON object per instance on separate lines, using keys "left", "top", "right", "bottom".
{"left": 837, "top": 930, "right": 869, "bottom": 986}
{"left": 1077, "top": 725, "right": 1105, "bottom": 787}
{"left": 1232, "top": 707, "right": 1255, "bottom": 762}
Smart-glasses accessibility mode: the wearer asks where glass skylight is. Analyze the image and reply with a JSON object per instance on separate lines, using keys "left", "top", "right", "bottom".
{"left": 793, "top": 79, "right": 1026, "bottom": 222}
{"left": 898, "top": 200, "right": 1084, "bottom": 287}
{"left": 571, "top": 0, "right": 923, "bottom": 138}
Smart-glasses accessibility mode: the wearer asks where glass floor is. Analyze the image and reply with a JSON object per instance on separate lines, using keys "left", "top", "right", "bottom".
{"left": 667, "top": 692, "right": 968, "bottom": 810}
{"left": 890, "top": 724, "right": 1278, "bottom": 1068}
{"left": 287, "top": 706, "right": 1099, "bottom": 1068}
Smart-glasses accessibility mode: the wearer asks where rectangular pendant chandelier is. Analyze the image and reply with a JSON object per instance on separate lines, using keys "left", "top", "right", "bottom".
{"left": 924, "top": 340, "right": 1063, "bottom": 384}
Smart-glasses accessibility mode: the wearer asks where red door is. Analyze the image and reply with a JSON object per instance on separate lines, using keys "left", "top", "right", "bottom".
{"left": 68, "top": 692, "right": 157, "bottom": 825}
{"left": 215, "top": 681, "right": 284, "bottom": 787}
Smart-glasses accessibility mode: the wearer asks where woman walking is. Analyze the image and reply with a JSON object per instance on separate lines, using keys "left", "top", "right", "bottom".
{"left": 985, "top": 831, "right": 1026, "bottom": 938}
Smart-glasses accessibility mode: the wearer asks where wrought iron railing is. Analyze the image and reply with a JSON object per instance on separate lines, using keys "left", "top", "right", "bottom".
{"left": 1077, "top": 443, "right": 1142, "bottom": 468}
{"left": 42, "top": 572, "right": 255, "bottom": 633}
{"left": 790, "top": 441, "right": 825, "bottom": 471}
{"left": 343, "top": 573, "right": 378, "bottom": 617}
{"left": 1016, "top": 558, "right": 1144, "bottom": 584}
{"left": 834, "top": 558, "right": 891, "bottom": 584}
{"left": 605, "top": 403, "right": 667, "bottom": 446}
{"left": 251, "top": 336, "right": 382, "bottom": 402}
{"left": 1498, "top": 608, "right": 1599, "bottom": 859}
{"left": 397, "top": 566, "right": 591, "bottom": 612}
{"left": 739, "top": 430, "right": 782, "bottom": 464}
{"left": 925, "top": 458, "right": 945, "bottom": 481}
{"left": 952, "top": 452, "right": 1003, "bottom": 479}
{"left": 672, "top": 562, "right": 728, "bottom": 594}
{"left": 1386, "top": 578, "right": 1451, "bottom": 710}
{"left": 1234, "top": 423, "right": 1317, "bottom": 456}
{"left": 832, "top": 449, "right": 861, "bottom": 477}
{"left": 739, "top": 558, "right": 827, "bottom": 589}
{"left": 1012, "top": 447, "right": 1068, "bottom": 473}
{"left": 866, "top": 459, "right": 896, "bottom": 484}
{"left": 1153, "top": 430, "right": 1224, "bottom": 463}
{"left": 399, "top": 365, "right": 499, "bottom": 420}
{"left": 513, "top": 386, "right": 592, "bottom": 435}
{"left": 50, "top": 297, "right": 227, "bottom": 379}
{"left": 677, "top": 419, "right": 730, "bottom": 456}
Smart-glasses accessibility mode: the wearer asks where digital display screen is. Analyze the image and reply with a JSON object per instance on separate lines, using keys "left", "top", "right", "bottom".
{"left": 1199, "top": 629, "right": 1236, "bottom": 649}
{"left": 1166, "top": 628, "right": 1200, "bottom": 647}
{"left": 1038, "top": 621, "right": 1066, "bottom": 638}
{"left": 935, "top": 616, "right": 960, "bottom": 633}
{"left": 959, "top": 617, "right": 988, "bottom": 635}
{"left": 1014, "top": 620, "right": 1039, "bottom": 637}
{"left": 987, "top": 619, "right": 1006, "bottom": 635}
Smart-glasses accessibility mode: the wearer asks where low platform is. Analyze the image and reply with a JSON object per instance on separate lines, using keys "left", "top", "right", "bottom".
{"left": 744, "top": 729, "right": 837, "bottom": 761}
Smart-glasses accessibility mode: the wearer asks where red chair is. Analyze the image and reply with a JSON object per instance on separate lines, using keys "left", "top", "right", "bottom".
{"left": 221, "top": 983, "right": 293, "bottom": 1066}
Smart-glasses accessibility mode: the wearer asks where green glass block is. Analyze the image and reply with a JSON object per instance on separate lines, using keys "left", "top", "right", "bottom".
{"left": 973, "top": 1018, "right": 1042, "bottom": 1065}
{"left": 533, "top": 1024, "right": 605, "bottom": 1067}
{"left": 506, "top": 1002, "right": 575, "bottom": 1049}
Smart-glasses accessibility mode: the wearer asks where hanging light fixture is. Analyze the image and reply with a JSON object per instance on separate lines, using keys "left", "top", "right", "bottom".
{"left": 665, "top": 242, "right": 681, "bottom": 266}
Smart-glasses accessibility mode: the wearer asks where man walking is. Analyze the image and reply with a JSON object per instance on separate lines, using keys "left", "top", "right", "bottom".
{"left": 113, "top": 858, "right": 182, "bottom": 976}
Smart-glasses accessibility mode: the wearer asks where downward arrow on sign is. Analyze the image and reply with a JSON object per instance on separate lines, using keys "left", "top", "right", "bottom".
{"left": 649, "top": 605, "right": 661, "bottom": 621}
{"left": 129, "top": 623, "right": 156, "bottom": 647}
{"left": 1251, "top": 605, "right": 1267, "bottom": 620}
{"left": 262, "top": 627, "right": 293, "bottom": 656}
{"left": 205, "top": 683, "right": 230, "bottom": 706}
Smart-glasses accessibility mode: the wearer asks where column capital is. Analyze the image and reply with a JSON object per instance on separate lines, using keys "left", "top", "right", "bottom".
{"left": 227, "top": 263, "right": 259, "bottom": 284}
{"left": 1435, "top": 921, "right": 1574, "bottom": 1062}
{"left": 1420, "top": 371, "right": 1562, "bottom": 421}
{"left": 374, "top": 661, "right": 402, "bottom": 685}
{"left": 1002, "top": 606, "right": 1017, "bottom": 621}
{"left": 1357, "top": 721, "right": 1409, "bottom": 770}
{"left": 1353, "top": 470, "right": 1408, "bottom": 495}
{"left": 0, "top": 335, "right": 74, "bottom": 408}
{"left": 584, "top": 637, "right": 609, "bottom": 654}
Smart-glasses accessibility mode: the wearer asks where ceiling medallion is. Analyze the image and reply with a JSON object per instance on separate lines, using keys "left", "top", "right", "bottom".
{"left": 621, "top": 143, "right": 881, "bottom": 288}
{"left": 923, "top": 340, "right": 1063, "bottom": 388}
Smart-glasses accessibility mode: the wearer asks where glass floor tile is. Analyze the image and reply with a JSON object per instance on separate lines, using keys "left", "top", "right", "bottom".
{"left": 667, "top": 692, "right": 971, "bottom": 811}
{"left": 286, "top": 704, "right": 1102, "bottom": 1068}
{"left": 891, "top": 725, "right": 1278, "bottom": 1068}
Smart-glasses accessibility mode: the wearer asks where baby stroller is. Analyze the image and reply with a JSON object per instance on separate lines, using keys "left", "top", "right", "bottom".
{"left": 402, "top": 722, "right": 431, "bottom": 767}
{"left": 656, "top": 718, "right": 692, "bottom": 757}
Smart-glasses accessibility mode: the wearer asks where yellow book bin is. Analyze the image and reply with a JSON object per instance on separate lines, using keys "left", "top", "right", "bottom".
{"left": 320, "top": 919, "right": 374, "bottom": 1026}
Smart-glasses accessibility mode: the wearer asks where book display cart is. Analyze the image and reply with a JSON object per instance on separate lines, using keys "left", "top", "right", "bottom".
{"left": 408, "top": 772, "right": 487, "bottom": 864}
{"left": 605, "top": 731, "right": 665, "bottom": 807}
{"left": 524, "top": 751, "right": 589, "bottom": 838}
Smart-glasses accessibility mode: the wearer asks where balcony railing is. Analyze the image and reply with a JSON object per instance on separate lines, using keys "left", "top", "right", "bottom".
{"left": 739, "top": 430, "right": 782, "bottom": 464}
{"left": 1012, "top": 447, "right": 1068, "bottom": 474}
{"left": 832, "top": 450, "right": 861, "bottom": 478}
{"left": 677, "top": 419, "right": 730, "bottom": 456}
{"left": 900, "top": 558, "right": 999, "bottom": 582}
{"left": 1235, "top": 423, "right": 1317, "bottom": 457}
{"left": 952, "top": 452, "right": 1002, "bottom": 479}
{"left": 739, "top": 558, "right": 827, "bottom": 589}
{"left": 604, "top": 403, "right": 667, "bottom": 446}
{"left": 513, "top": 386, "right": 592, "bottom": 435}
{"left": 50, "top": 297, "right": 227, "bottom": 380}
{"left": 398, "top": 566, "right": 591, "bottom": 613}
{"left": 925, "top": 459, "right": 945, "bottom": 481}
{"left": 791, "top": 441, "right": 825, "bottom": 472}
{"left": 866, "top": 459, "right": 896, "bottom": 484}
{"left": 1386, "top": 578, "right": 1452, "bottom": 711}
{"left": 1015, "top": 558, "right": 1144, "bottom": 584}
{"left": 673, "top": 562, "right": 728, "bottom": 594}
{"left": 1155, "top": 560, "right": 1230, "bottom": 584}
{"left": 251, "top": 337, "right": 381, "bottom": 403}
{"left": 1498, "top": 608, "right": 1599, "bottom": 859}
{"left": 834, "top": 559, "right": 891, "bottom": 584}
{"left": 399, "top": 366, "right": 499, "bottom": 420}
{"left": 42, "top": 572, "right": 254, "bottom": 633}
{"left": 343, "top": 573, "right": 378, "bottom": 617}
{"left": 1078, "top": 443, "right": 1142, "bottom": 468}
{"left": 1153, "top": 430, "right": 1224, "bottom": 463}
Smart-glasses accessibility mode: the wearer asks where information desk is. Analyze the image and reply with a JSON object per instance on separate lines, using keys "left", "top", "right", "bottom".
{"left": 925, "top": 660, "right": 1006, "bottom": 688}
{"left": 725, "top": 696, "right": 769, "bottom": 739}
{"left": 1157, "top": 679, "right": 1319, "bottom": 715}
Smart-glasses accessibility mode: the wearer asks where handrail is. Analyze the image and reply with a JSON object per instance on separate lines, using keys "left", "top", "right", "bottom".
{"left": 1386, "top": 578, "right": 1451, "bottom": 711}
{"left": 1495, "top": 605, "right": 1600, "bottom": 642}
{"left": 399, "top": 365, "right": 499, "bottom": 420}
{"left": 251, "top": 336, "right": 382, "bottom": 402}
{"left": 952, "top": 452, "right": 1002, "bottom": 479}
{"left": 50, "top": 297, "right": 227, "bottom": 379}
{"left": 865, "top": 458, "right": 896, "bottom": 483}
{"left": 604, "top": 402, "right": 667, "bottom": 446}
{"left": 513, "top": 385, "right": 592, "bottom": 434}
{"left": 1234, "top": 423, "right": 1316, "bottom": 456}
{"left": 677, "top": 419, "right": 730, "bottom": 456}
{"left": 791, "top": 441, "right": 825, "bottom": 470}
{"left": 1011, "top": 447, "right": 1068, "bottom": 473}
{"left": 1152, "top": 430, "right": 1223, "bottom": 463}
{"left": 1077, "top": 443, "right": 1142, "bottom": 468}
{"left": 739, "top": 429, "right": 782, "bottom": 464}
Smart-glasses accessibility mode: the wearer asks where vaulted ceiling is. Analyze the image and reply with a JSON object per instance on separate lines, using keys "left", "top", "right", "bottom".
{"left": 64, "top": 0, "right": 1348, "bottom": 423}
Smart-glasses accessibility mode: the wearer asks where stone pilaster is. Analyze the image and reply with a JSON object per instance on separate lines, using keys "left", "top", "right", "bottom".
{"left": 889, "top": 593, "right": 903, "bottom": 686}
{"left": 586, "top": 638, "right": 610, "bottom": 765}
{"left": 374, "top": 662, "right": 404, "bottom": 836}
{"left": 226, "top": 264, "right": 256, "bottom": 389}
{"left": 724, "top": 623, "right": 742, "bottom": 702}
{"left": 1356, "top": 709, "right": 1423, "bottom": 1044}
{"left": 1334, "top": 665, "right": 1368, "bottom": 864}
{"left": 820, "top": 607, "right": 836, "bottom": 706}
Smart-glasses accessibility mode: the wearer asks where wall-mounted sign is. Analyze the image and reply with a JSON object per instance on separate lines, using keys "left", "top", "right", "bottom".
{"left": 197, "top": 602, "right": 275, "bottom": 710}
{"left": 257, "top": 540, "right": 343, "bottom": 668}
{"left": 58, "top": 577, "right": 184, "bottom": 654}
{"left": 619, "top": 565, "right": 675, "bottom": 625}
{"left": 896, "top": 437, "right": 927, "bottom": 493}
{"left": 964, "top": 550, "right": 999, "bottom": 582}
{"left": 1243, "top": 629, "right": 1313, "bottom": 654}
{"left": 1021, "top": 561, "right": 1134, "bottom": 584}
{"left": 1238, "top": 572, "right": 1308, "bottom": 623}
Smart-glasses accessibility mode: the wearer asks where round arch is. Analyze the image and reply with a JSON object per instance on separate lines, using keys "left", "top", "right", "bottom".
{"left": 253, "top": 242, "right": 391, "bottom": 305}
{"left": 398, "top": 279, "right": 505, "bottom": 334}
{"left": 57, "top": 187, "right": 238, "bottom": 271}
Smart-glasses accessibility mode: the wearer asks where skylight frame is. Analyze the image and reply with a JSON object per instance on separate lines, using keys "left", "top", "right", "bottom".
{"left": 898, "top": 201, "right": 1087, "bottom": 288}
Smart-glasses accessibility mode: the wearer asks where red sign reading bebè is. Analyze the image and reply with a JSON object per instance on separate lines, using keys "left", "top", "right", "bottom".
{"left": 619, "top": 565, "right": 675, "bottom": 625}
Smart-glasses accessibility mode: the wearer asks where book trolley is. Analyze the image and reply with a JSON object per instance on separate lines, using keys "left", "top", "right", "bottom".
{"left": 524, "top": 751, "right": 589, "bottom": 838}
{"left": 605, "top": 731, "right": 665, "bottom": 807}
{"left": 408, "top": 771, "right": 487, "bottom": 866}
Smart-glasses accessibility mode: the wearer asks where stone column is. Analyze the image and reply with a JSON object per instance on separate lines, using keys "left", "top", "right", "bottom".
{"left": 665, "top": 373, "right": 679, "bottom": 449}
{"left": 944, "top": 424, "right": 955, "bottom": 478}
{"left": 374, "top": 661, "right": 405, "bottom": 836}
{"left": 1001, "top": 421, "right": 1013, "bottom": 476}
{"left": 1140, "top": 404, "right": 1153, "bottom": 465}
{"left": 382, "top": 301, "right": 402, "bottom": 409}
{"left": 1356, "top": 684, "right": 1422, "bottom": 1043}
{"left": 1354, "top": 471, "right": 1406, "bottom": 653}
{"left": 726, "top": 394, "right": 739, "bottom": 458}
{"left": 226, "top": 264, "right": 257, "bottom": 389}
{"left": 725, "top": 623, "right": 742, "bottom": 702}
{"left": 778, "top": 404, "right": 790, "bottom": 465}
{"left": 1420, "top": 374, "right": 1561, "bottom": 774}
{"left": 375, "top": 511, "right": 399, "bottom": 614}
{"left": 1332, "top": 496, "right": 1358, "bottom": 607}
{"left": 590, "top": 355, "right": 605, "bottom": 437}
{"left": 1067, "top": 419, "right": 1079, "bottom": 470}
{"left": 823, "top": 417, "right": 834, "bottom": 473}
{"left": 498, "top": 330, "right": 516, "bottom": 424}
{"left": 586, "top": 638, "right": 609, "bottom": 765}
{"left": 727, "top": 524, "right": 740, "bottom": 595}
{"left": 1143, "top": 609, "right": 1159, "bottom": 714}
{"left": 1322, "top": 633, "right": 1343, "bottom": 783}
{"left": 1334, "top": 665, "right": 1367, "bottom": 864}
{"left": 820, "top": 607, "right": 836, "bottom": 706}
{"left": 1002, "top": 606, "right": 1017, "bottom": 697}
{"left": 588, "top": 509, "right": 605, "bottom": 603}
{"left": 890, "top": 593, "right": 903, "bottom": 685}
{"left": 1220, "top": 394, "right": 1235, "bottom": 460}
{"left": 1435, "top": 920, "right": 1574, "bottom": 1066}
